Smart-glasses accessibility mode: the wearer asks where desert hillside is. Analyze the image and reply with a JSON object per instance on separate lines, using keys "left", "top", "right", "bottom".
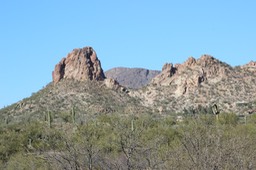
{"left": 1, "top": 46, "right": 256, "bottom": 169}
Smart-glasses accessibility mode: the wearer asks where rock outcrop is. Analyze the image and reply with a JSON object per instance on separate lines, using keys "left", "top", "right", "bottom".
{"left": 104, "top": 78, "right": 128, "bottom": 92}
{"left": 242, "top": 61, "right": 256, "bottom": 68}
{"left": 151, "top": 54, "right": 230, "bottom": 91}
{"left": 52, "top": 47, "right": 105, "bottom": 84}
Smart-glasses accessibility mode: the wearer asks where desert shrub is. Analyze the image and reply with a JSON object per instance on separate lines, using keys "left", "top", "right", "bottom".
{"left": 0, "top": 125, "right": 26, "bottom": 163}
{"left": 2, "top": 112, "right": 256, "bottom": 169}
{"left": 6, "top": 153, "right": 50, "bottom": 170}
{"left": 173, "top": 114, "right": 256, "bottom": 169}
{"left": 218, "top": 113, "right": 239, "bottom": 126}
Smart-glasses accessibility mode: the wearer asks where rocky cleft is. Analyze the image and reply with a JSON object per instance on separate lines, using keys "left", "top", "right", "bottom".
{"left": 105, "top": 67, "right": 161, "bottom": 89}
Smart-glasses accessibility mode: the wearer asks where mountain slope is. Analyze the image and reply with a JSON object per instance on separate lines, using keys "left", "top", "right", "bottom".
{"left": 0, "top": 79, "right": 150, "bottom": 125}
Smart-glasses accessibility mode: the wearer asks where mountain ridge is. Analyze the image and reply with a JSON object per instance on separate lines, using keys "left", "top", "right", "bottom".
{"left": 131, "top": 54, "right": 256, "bottom": 114}
{"left": 1, "top": 46, "right": 256, "bottom": 124}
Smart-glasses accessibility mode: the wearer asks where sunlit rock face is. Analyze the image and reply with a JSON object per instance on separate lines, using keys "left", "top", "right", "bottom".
{"left": 52, "top": 46, "right": 105, "bottom": 84}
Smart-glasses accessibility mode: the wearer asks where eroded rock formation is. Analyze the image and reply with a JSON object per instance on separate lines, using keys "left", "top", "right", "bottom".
{"left": 151, "top": 55, "right": 231, "bottom": 95}
{"left": 52, "top": 47, "right": 105, "bottom": 84}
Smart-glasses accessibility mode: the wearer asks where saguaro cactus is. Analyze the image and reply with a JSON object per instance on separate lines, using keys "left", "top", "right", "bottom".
{"left": 5, "top": 116, "right": 9, "bottom": 125}
{"left": 71, "top": 105, "right": 76, "bottom": 124}
{"left": 212, "top": 104, "right": 220, "bottom": 121}
{"left": 46, "top": 108, "right": 52, "bottom": 128}
{"left": 131, "top": 119, "right": 134, "bottom": 132}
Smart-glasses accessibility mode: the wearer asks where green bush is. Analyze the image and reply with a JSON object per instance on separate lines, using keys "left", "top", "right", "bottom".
{"left": 6, "top": 153, "right": 50, "bottom": 170}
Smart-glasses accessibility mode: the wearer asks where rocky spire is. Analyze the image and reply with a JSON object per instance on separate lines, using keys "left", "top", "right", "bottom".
{"left": 52, "top": 46, "right": 105, "bottom": 84}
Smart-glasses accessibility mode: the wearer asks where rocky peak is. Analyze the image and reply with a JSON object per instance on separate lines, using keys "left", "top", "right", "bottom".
{"left": 151, "top": 55, "right": 232, "bottom": 95}
{"left": 184, "top": 57, "right": 196, "bottom": 67}
{"left": 52, "top": 46, "right": 105, "bottom": 84}
{"left": 197, "top": 54, "right": 214, "bottom": 66}
{"left": 196, "top": 55, "right": 229, "bottom": 78}
{"left": 161, "top": 63, "right": 176, "bottom": 77}
{"left": 243, "top": 61, "right": 256, "bottom": 68}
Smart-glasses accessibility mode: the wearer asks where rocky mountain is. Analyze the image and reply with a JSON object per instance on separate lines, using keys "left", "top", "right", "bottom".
{"left": 131, "top": 55, "right": 256, "bottom": 114}
{"left": 0, "top": 47, "right": 146, "bottom": 125}
{"left": 105, "top": 67, "right": 160, "bottom": 89}
{"left": 52, "top": 46, "right": 126, "bottom": 92}
{"left": 1, "top": 47, "right": 256, "bottom": 125}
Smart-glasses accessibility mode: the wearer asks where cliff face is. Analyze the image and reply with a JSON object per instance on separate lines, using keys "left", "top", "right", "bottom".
{"left": 52, "top": 47, "right": 105, "bottom": 84}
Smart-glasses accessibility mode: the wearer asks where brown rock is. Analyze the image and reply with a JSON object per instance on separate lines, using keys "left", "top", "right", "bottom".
{"left": 104, "top": 78, "right": 119, "bottom": 88}
{"left": 151, "top": 55, "right": 231, "bottom": 96}
{"left": 52, "top": 58, "right": 66, "bottom": 83}
{"left": 184, "top": 57, "right": 196, "bottom": 67}
{"left": 151, "top": 63, "right": 176, "bottom": 85}
{"left": 244, "top": 61, "right": 256, "bottom": 67}
{"left": 197, "top": 54, "right": 215, "bottom": 67}
{"left": 197, "top": 54, "right": 228, "bottom": 78}
{"left": 52, "top": 47, "right": 105, "bottom": 84}
{"left": 161, "top": 63, "right": 176, "bottom": 77}
{"left": 104, "top": 78, "right": 128, "bottom": 93}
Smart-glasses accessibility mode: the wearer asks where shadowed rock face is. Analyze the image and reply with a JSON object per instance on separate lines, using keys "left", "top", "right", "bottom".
{"left": 52, "top": 47, "right": 105, "bottom": 84}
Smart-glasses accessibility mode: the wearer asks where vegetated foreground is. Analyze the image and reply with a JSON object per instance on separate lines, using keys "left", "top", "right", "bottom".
{"left": 1, "top": 113, "right": 256, "bottom": 169}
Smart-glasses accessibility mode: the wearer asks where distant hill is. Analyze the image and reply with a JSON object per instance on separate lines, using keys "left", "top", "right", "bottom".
{"left": 105, "top": 67, "right": 160, "bottom": 89}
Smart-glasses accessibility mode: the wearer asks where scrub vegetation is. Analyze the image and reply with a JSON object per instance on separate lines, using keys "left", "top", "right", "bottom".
{"left": 1, "top": 112, "right": 256, "bottom": 169}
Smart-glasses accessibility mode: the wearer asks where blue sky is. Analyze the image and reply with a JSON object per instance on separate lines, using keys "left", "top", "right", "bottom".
{"left": 1, "top": 0, "right": 256, "bottom": 108}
